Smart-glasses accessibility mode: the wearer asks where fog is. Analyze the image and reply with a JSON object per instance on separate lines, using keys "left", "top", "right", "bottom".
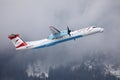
{"left": 0, "top": 0, "right": 120, "bottom": 78}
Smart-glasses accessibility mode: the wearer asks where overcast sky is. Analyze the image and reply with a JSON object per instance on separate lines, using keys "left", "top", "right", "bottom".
{"left": 0, "top": 0, "right": 120, "bottom": 79}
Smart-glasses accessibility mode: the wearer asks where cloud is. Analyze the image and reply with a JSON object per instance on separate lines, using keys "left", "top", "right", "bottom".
{"left": 0, "top": 0, "right": 120, "bottom": 79}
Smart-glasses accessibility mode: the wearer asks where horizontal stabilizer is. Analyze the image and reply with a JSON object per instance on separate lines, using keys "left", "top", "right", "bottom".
{"left": 8, "top": 34, "right": 27, "bottom": 49}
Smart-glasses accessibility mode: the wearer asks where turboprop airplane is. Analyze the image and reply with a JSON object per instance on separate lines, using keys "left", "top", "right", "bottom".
{"left": 8, "top": 26, "right": 104, "bottom": 50}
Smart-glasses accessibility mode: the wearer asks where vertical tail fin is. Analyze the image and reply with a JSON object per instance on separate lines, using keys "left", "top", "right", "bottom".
{"left": 8, "top": 34, "right": 27, "bottom": 50}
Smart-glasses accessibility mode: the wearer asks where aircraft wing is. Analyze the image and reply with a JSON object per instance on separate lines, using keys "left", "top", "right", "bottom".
{"left": 49, "top": 26, "right": 60, "bottom": 34}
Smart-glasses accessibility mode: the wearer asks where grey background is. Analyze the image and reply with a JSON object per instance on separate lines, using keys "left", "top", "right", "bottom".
{"left": 0, "top": 0, "right": 120, "bottom": 79}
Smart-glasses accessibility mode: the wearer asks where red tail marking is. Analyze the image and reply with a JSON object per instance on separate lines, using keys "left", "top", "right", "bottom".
{"left": 15, "top": 39, "right": 19, "bottom": 43}
{"left": 16, "top": 42, "right": 27, "bottom": 48}
{"left": 8, "top": 34, "right": 19, "bottom": 40}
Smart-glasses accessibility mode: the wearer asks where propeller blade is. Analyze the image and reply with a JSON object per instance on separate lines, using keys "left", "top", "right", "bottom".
{"left": 67, "top": 26, "right": 71, "bottom": 36}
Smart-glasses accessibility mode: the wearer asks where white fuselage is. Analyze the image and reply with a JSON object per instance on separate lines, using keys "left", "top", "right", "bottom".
{"left": 17, "top": 26, "right": 104, "bottom": 50}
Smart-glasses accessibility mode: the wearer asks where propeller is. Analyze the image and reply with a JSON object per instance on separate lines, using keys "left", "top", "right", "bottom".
{"left": 67, "top": 26, "right": 71, "bottom": 36}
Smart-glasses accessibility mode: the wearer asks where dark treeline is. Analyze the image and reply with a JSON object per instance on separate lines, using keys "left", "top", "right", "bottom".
{"left": 0, "top": 52, "right": 120, "bottom": 80}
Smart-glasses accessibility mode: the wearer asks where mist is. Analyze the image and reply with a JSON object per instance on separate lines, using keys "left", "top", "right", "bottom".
{"left": 0, "top": 0, "right": 120, "bottom": 79}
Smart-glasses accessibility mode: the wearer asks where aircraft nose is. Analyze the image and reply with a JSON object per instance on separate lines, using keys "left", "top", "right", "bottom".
{"left": 100, "top": 28, "right": 104, "bottom": 32}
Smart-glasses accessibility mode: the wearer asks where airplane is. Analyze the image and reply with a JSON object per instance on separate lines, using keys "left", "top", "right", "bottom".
{"left": 8, "top": 26, "right": 104, "bottom": 50}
